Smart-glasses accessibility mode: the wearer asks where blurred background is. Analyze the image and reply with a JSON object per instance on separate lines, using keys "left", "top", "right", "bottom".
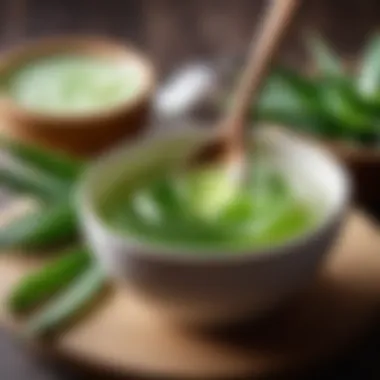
{"left": 1, "top": 1, "right": 380, "bottom": 380}
{"left": 1, "top": 0, "right": 379, "bottom": 74}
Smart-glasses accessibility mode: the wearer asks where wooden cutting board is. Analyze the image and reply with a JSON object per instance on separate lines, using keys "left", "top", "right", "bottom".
{"left": 0, "top": 200, "right": 380, "bottom": 379}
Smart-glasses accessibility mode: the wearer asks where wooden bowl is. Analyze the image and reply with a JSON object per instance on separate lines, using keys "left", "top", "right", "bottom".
{"left": 0, "top": 36, "right": 156, "bottom": 157}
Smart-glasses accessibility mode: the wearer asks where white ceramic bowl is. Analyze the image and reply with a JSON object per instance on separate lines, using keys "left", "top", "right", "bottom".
{"left": 77, "top": 126, "right": 351, "bottom": 326}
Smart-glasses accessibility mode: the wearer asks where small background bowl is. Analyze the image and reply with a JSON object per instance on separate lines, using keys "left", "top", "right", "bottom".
{"left": 78, "top": 125, "right": 350, "bottom": 326}
{"left": 0, "top": 36, "right": 156, "bottom": 157}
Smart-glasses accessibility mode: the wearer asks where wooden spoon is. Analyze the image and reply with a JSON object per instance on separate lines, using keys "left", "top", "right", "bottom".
{"left": 194, "top": 0, "right": 301, "bottom": 182}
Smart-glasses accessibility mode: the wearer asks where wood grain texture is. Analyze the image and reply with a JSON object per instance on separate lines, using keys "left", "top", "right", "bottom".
{"left": 1, "top": 0, "right": 380, "bottom": 73}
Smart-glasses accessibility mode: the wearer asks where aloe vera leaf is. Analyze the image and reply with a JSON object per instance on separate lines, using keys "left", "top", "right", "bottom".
{"left": 256, "top": 67, "right": 329, "bottom": 132}
{"left": 318, "top": 79, "right": 375, "bottom": 134}
{"left": 307, "top": 33, "right": 344, "bottom": 77}
{"left": 357, "top": 33, "right": 380, "bottom": 101}
{"left": 1, "top": 138, "right": 85, "bottom": 182}
{"left": 8, "top": 247, "right": 90, "bottom": 314}
{"left": 25, "top": 264, "right": 105, "bottom": 337}
{"left": 0, "top": 160, "right": 68, "bottom": 202}
{"left": 0, "top": 201, "right": 77, "bottom": 250}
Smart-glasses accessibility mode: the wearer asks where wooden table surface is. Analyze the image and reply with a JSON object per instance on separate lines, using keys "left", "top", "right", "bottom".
{"left": 1, "top": 0, "right": 380, "bottom": 379}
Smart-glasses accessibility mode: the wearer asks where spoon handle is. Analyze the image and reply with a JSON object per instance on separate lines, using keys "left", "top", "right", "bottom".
{"left": 225, "top": 0, "right": 301, "bottom": 141}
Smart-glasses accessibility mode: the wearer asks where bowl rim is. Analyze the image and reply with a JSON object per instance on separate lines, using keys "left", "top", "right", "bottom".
{"left": 323, "top": 139, "right": 380, "bottom": 163}
{"left": 77, "top": 125, "right": 352, "bottom": 264}
{"left": 293, "top": 129, "right": 380, "bottom": 163}
{"left": 0, "top": 34, "right": 156, "bottom": 125}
